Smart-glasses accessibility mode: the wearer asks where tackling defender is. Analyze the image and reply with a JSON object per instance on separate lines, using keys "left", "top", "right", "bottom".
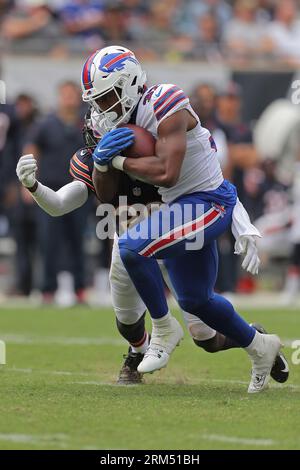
{"left": 83, "top": 45, "right": 286, "bottom": 393}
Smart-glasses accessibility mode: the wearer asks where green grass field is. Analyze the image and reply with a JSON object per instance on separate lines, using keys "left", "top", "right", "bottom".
{"left": 0, "top": 305, "right": 299, "bottom": 450}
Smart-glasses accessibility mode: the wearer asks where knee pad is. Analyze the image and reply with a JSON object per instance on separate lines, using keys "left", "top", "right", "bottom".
{"left": 116, "top": 311, "right": 146, "bottom": 344}
{"left": 193, "top": 336, "right": 219, "bottom": 353}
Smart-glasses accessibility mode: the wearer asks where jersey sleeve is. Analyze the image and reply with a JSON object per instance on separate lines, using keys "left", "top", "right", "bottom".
{"left": 69, "top": 148, "right": 95, "bottom": 193}
{"left": 152, "top": 84, "right": 189, "bottom": 125}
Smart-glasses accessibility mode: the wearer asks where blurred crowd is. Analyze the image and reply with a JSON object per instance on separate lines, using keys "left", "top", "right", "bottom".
{"left": 1, "top": 0, "right": 300, "bottom": 64}
{"left": 1, "top": 77, "right": 300, "bottom": 305}
{"left": 0, "top": 82, "right": 112, "bottom": 304}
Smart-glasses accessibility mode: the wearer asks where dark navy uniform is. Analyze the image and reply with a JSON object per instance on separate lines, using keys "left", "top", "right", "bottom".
{"left": 69, "top": 147, "right": 161, "bottom": 207}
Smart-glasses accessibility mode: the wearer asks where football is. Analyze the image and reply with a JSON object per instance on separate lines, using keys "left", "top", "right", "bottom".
{"left": 119, "top": 124, "right": 156, "bottom": 158}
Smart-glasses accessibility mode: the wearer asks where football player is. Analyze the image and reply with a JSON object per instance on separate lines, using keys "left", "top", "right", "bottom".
{"left": 16, "top": 109, "right": 288, "bottom": 388}
{"left": 84, "top": 45, "right": 287, "bottom": 393}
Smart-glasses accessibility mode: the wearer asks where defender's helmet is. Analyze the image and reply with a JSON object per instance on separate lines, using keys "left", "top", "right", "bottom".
{"left": 81, "top": 45, "right": 146, "bottom": 134}
{"left": 82, "top": 108, "right": 98, "bottom": 149}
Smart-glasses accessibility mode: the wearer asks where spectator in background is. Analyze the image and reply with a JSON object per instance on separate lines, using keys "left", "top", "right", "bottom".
{"left": 174, "top": 0, "right": 232, "bottom": 37}
{"left": 190, "top": 83, "right": 228, "bottom": 168}
{"left": 59, "top": 0, "right": 105, "bottom": 52}
{"left": 4, "top": 95, "right": 39, "bottom": 296}
{"left": 183, "top": 12, "right": 222, "bottom": 61}
{"left": 215, "top": 82, "right": 259, "bottom": 293}
{"left": 171, "top": 0, "right": 227, "bottom": 60}
{"left": 24, "top": 82, "right": 88, "bottom": 305}
{"left": 123, "top": 0, "right": 151, "bottom": 42}
{"left": 222, "top": 0, "right": 267, "bottom": 62}
{"left": 1, "top": 0, "right": 60, "bottom": 52}
{"left": 0, "top": 0, "right": 14, "bottom": 18}
{"left": 215, "top": 81, "right": 258, "bottom": 194}
{"left": 247, "top": 159, "right": 291, "bottom": 294}
{"left": 243, "top": 159, "right": 289, "bottom": 222}
{"left": 257, "top": 0, "right": 276, "bottom": 21}
{"left": 190, "top": 82, "right": 234, "bottom": 293}
{"left": 263, "top": 0, "right": 300, "bottom": 65}
{"left": 102, "top": 2, "right": 132, "bottom": 42}
{"left": 0, "top": 101, "right": 19, "bottom": 229}
{"left": 15, "top": 94, "right": 39, "bottom": 144}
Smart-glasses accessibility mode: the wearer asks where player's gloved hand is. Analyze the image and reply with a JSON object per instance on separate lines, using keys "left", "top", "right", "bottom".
{"left": 234, "top": 235, "right": 261, "bottom": 275}
{"left": 16, "top": 154, "right": 37, "bottom": 188}
{"left": 92, "top": 128, "right": 134, "bottom": 168}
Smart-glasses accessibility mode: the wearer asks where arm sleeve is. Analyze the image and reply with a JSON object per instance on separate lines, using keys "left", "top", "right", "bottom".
{"left": 31, "top": 180, "right": 88, "bottom": 217}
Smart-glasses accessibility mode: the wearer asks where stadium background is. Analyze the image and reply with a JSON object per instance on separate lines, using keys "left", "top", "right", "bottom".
{"left": 0, "top": 0, "right": 300, "bottom": 451}
{"left": 1, "top": 0, "right": 300, "bottom": 305}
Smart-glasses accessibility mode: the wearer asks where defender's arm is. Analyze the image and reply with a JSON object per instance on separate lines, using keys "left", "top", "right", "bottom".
{"left": 92, "top": 166, "right": 120, "bottom": 204}
{"left": 16, "top": 154, "right": 88, "bottom": 216}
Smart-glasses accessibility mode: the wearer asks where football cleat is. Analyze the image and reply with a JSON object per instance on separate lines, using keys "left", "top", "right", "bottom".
{"left": 251, "top": 323, "right": 289, "bottom": 383}
{"left": 247, "top": 333, "right": 282, "bottom": 393}
{"left": 117, "top": 347, "right": 144, "bottom": 385}
{"left": 137, "top": 316, "right": 184, "bottom": 374}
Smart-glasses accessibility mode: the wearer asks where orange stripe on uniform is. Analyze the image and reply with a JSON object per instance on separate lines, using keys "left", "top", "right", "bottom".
{"left": 73, "top": 154, "right": 89, "bottom": 171}
{"left": 70, "top": 161, "right": 92, "bottom": 182}
{"left": 70, "top": 168, "right": 95, "bottom": 192}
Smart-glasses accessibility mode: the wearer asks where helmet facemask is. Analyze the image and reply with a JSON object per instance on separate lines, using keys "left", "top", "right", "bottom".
{"left": 84, "top": 74, "right": 141, "bottom": 135}
{"left": 82, "top": 108, "right": 98, "bottom": 149}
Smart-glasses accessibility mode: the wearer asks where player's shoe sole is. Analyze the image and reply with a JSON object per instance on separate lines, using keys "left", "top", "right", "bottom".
{"left": 251, "top": 323, "right": 289, "bottom": 383}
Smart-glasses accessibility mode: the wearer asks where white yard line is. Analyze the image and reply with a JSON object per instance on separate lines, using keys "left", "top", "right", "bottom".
{"left": 0, "top": 433, "right": 69, "bottom": 447}
{"left": 0, "top": 433, "right": 100, "bottom": 449}
{"left": 200, "top": 434, "right": 276, "bottom": 447}
{"left": 4, "top": 367, "right": 101, "bottom": 377}
{"left": 0, "top": 333, "right": 125, "bottom": 346}
{"left": 0, "top": 431, "right": 277, "bottom": 449}
{"left": 70, "top": 380, "right": 120, "bottom": 386}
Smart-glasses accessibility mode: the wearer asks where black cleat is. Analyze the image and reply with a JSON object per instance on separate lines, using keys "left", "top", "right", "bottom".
{"left": 251, "top": 322, "right": 289, "bottom": 383}
{"left": 117, "top": 347, "right": 144, "bottom": 385}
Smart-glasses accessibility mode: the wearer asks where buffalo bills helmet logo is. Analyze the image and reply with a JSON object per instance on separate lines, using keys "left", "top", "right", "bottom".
{"left": 99, "top": 52, "right": 139, "bottom": 73}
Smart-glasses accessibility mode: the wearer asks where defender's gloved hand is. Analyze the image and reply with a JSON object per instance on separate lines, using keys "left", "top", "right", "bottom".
{"left": 235, "top": 235, "right": 261, "bottom": 275}
{"left": 92, "top": 128, "right": 134, "bottom": 167}
{"left": 16, "top": 154, "right": 37, "bottom": 188}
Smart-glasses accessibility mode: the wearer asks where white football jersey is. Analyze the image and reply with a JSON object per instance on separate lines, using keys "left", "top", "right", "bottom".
{"left": 133, "top": 84, "right": 224, "bottom": 203}
{"left": 92, "top": 83, "right": 224, "bottom": 203}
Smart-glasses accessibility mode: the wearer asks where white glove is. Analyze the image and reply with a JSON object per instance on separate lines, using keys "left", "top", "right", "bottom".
{"left": 234, "top": 235, "right": 261, "bottom": 275}
{"left": 16, "top": 154, "right": 37, "bottom": 188}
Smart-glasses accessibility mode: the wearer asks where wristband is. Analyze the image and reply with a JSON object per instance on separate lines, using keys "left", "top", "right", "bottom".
{"left": 94, "top": 162, "right": 108, "bottom": 173}
{"left": 27, "top": 181, "right": 38, "bottom": 193}
{"left": 112, "top": 156, "right": 126, "bottom": 171}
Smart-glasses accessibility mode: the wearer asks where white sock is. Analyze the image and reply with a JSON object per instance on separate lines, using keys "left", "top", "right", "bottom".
{"left": 152, "top": 311, "right": 172, "bottom": 330}
{"left": 131, "top": 332, "right": 149, "bottom": 354}
{"left": 244, "top": 330, "right": 264, "bottom": 357}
